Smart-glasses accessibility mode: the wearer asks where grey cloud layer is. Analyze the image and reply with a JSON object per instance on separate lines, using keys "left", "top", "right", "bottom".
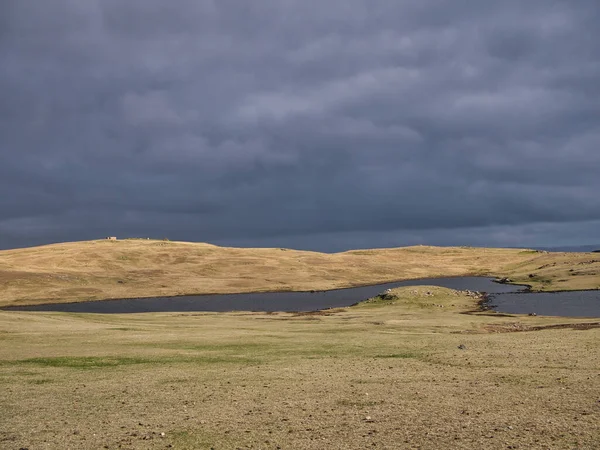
{"left": 1, "top": 0, "right": 599, "bottom": 250}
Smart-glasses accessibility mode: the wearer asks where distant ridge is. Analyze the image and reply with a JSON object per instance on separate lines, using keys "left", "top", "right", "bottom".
{"left": 1, "top": 239, "right": 600, "bottom": 308}
{"left": 535, "top": 244, "right": 600, "bottom": 252}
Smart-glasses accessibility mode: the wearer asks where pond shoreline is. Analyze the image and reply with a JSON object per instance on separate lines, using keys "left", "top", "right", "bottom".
{"left": 3, "top": 274, "right": 522, "bottom": 308}
{"left": 4, "top": 276, "right": 599, "bottom": 317}
{"left": 1, "top": 276, "right": 520, "bottom": 312}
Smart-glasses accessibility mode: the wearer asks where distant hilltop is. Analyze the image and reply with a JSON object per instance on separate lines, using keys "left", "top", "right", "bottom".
{"left": 535, "top": 244, "right": 600, "bottom": 252}
{"left": 1, "top": 239, "right": 600, "bottom": 308}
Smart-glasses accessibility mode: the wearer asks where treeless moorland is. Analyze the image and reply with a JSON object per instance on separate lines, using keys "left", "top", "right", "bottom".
{"left": 0, "top": 241, "right": 599, "bottom": 449}
{"left": 1, "top": 239, "right": 599, "bottom": 307}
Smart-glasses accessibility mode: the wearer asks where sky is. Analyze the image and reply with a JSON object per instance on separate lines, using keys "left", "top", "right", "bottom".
{"left": 1, "top": 0, "right": 599, "bottom": 252}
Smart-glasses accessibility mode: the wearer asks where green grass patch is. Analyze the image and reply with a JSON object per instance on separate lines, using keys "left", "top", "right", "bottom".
{"left": 0, "top": 369, "right": 40, "bottom": 376}
{"left": 19, "top": 356, "right": 150, "bottom": 369}
{"left": 13, "top": 354, "right": 261, "bottom": 370}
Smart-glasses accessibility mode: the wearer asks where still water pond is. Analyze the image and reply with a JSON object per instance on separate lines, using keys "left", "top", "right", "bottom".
{"left": 488, "top": 290, "right": 600, "bottom": 317}
{"left": 4, "top": 276, "right": 599, "bottom": 317}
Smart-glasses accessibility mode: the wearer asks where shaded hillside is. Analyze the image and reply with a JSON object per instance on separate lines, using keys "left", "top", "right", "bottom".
{"left": 1, "top": 240, "right": 599, "bottom": 306}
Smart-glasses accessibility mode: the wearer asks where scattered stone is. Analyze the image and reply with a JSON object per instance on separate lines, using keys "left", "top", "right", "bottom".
{"left": 463, "top": 290, "right": 482, "bottom": 298}
{"left": 458, "top": 344, "right": 467, "bottom": 350}
{"left": 378, "top": 290, "right": 396, "bottom": 300}
{"left": 528, "top": 313, "right": 537, "bottom": 316}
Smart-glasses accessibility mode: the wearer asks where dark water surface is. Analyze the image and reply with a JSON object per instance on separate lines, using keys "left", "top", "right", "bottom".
{"left": 4, "top": 276, "right": 599, "bottom": 317}
{"left": 4, "top": 277, "right": 520, "bottom": 314}
{"left": 488, "top": 290, "right": 600, "bottom": 317}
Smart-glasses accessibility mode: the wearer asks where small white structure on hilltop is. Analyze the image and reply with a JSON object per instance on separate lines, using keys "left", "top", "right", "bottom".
{"left": 106, "top": 236, "right": 117, "bottom": 240}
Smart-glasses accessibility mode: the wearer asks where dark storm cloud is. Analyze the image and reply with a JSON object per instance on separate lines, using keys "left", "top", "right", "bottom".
{"left": 1, "top": 0, "right": 599, "bottom": 250}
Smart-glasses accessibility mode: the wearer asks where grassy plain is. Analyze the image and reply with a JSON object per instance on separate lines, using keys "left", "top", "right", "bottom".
{"left": 0, "top": 241, "right": 599, "bottom": 449}
{"left": 1, "top": 287, "right": 599, "bottom": 449}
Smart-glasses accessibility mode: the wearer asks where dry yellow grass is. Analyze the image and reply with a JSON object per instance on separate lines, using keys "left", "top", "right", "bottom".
{"left": 1, "top": 239, "right": 599, "bottom": 307}
{"left": 1, "top": 241, "right": 599, "bottom": 449}
{"left": 0, "top": 286, "right": 598, "bottom": 449}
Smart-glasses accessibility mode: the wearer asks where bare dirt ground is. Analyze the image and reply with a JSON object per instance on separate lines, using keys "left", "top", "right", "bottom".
{"left": 1, "top": 239, "right": 600, "bottom": 307}
{"left": 1, "top": 287, "right": 599, "bottom": 449}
